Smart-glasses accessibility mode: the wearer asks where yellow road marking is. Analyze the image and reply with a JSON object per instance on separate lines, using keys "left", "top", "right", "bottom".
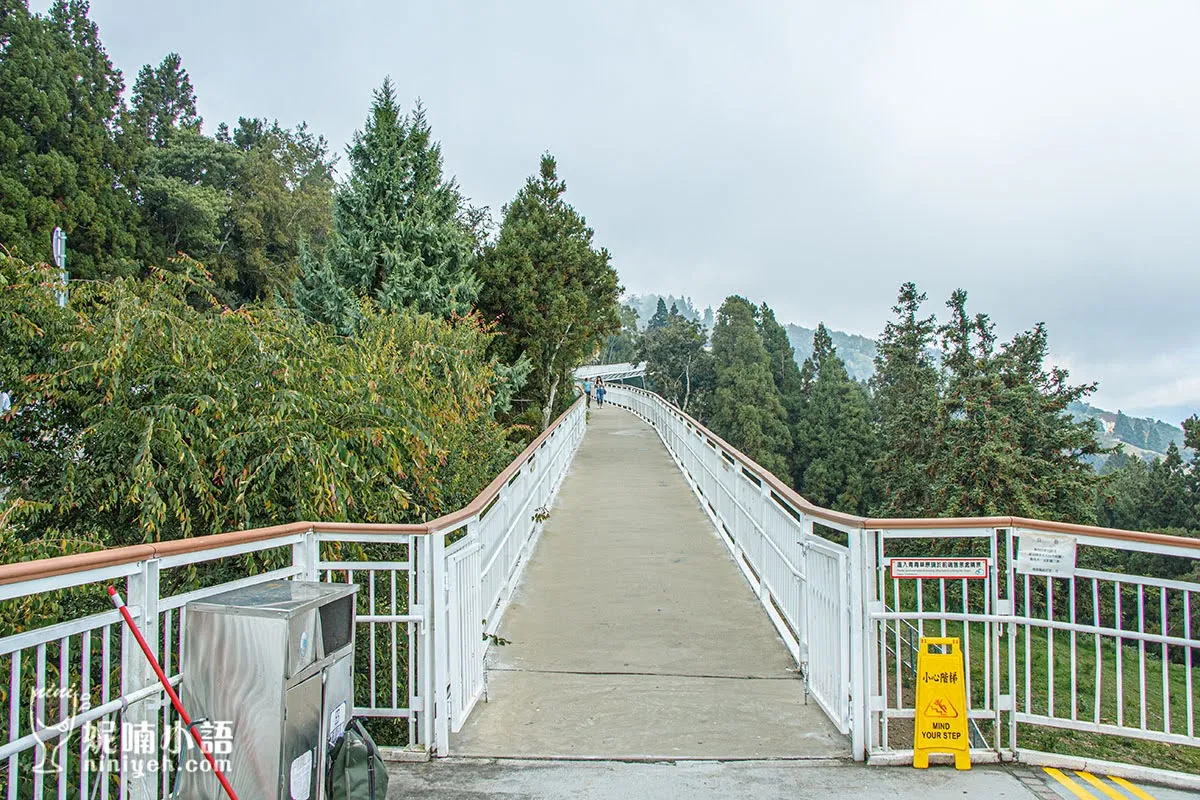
{"left": 1044, "top": 767, "right": 1099, "bottom": 800}
{"left": 1109, "top": 776, "right": 1157, "bottom": 800}
{"left": 1075, "top": 772, "right": 1129, "bottom": 800}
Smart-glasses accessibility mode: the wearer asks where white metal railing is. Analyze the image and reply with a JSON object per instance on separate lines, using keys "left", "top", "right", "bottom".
{"left": 605, "top": 383, "right": 1200, "bottom": 771}
{"left": 573, "top": 362, "right": 646, "bottom": 382}
{"left": 0, "top": 528, "right": 425, "bottom": 800}
{"left": 870, "top": 526, "right": 1200, "bottom": 758}
{"left": 0, "top": 397, "right": 586, "bottom": 797}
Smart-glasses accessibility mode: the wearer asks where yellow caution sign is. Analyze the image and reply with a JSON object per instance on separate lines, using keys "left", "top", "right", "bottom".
{"left": 913, "top": 636, "right": 970, "bottom": 770}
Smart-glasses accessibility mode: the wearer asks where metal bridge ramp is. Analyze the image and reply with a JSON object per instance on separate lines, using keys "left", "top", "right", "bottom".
{"left": 450, "top": 406, "right": 848, "bottom": 759}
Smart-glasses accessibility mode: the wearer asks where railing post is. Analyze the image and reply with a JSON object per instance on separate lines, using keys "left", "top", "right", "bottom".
{"left": 755, "top": 481, "right": 772, "bottom": 601}
{"left": 121, "top": 558, "right": 161, "bottom": 800}
{"left": 293, "top": 526, "right": 320, "bottom": 581}
{"left": 416, "top": 534, "right": 435, "bottom": 750}
{"left": 430, "top": 529, "right": 451, "bottom": 755}
{"left": 848, "top": 530, "right": 874, "bottom": 761}
{"left": 798, "top": 515, "right": 813, "bottom": 666}
{"left": 1003, "top": 527, "right": 1018, "bottom": 757}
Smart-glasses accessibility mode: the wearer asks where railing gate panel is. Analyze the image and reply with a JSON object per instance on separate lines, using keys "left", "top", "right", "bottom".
{"left": 444, "top": 536, "right": 485, "bottom": 732}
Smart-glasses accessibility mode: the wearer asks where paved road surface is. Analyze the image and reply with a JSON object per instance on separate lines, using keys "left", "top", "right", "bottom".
{"left": 387, "top": 759, "right": 1200, "bottom": 800}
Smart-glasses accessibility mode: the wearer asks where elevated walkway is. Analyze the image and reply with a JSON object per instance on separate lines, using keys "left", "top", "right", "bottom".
{"left": 450, "top": 405, "right": 847, "bottom": 759}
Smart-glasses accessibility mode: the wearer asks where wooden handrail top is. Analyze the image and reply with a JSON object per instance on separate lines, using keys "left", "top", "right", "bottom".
{"left": 616, "top": 385, "right": 1200, "bottom": 551}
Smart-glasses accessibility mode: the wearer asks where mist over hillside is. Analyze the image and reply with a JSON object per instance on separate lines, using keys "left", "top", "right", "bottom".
{"left": 784, "top": 323, "right": 878, "bottom": 382}
{"left": 624, "top": 293, "right": 714, "bottom": 331}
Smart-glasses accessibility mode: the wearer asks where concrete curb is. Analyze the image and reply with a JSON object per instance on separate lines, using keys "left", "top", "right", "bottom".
{"left": 380, "top": 745, "right": 430, "bottom": 763}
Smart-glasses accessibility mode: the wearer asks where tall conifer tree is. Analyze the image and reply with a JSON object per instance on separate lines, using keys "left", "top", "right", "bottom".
{"left": 647, "top": 298, "right": 670, "bottom": 330}
{"left": 871, "top": 283, "right": 940, "bottom": 516}
{"left": 708, "top": 296, "right": 792, "bottom": 477}
{"left": 476, "top": 154, "right": 621, "bottom": 430}
{"left": 129, "top": 52, "right": 201, "bottom": 147}
{"left": 932, "top": 290, "right": 1101, "bottom": 521}
{"left": 793, "top": 323, "right": 877, "bottom": 513}
{"left": 756, "top": 303, "right": 804, "bottom": 476}
{"left": 295, "top": 79, "right": 478, "bottom": 331}
{"left": 0, "top": 0, "right": 140, "bottom": 276}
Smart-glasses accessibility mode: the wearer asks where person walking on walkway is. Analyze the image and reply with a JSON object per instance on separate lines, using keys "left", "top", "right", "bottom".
{"left": 583, "top": 378, "right": 593, "bottom": 408}
{"left": 596, "top": 378, "right": 606, "bottom": 408}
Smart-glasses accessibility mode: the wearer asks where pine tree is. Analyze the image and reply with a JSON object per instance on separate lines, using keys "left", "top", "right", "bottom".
{"left": 799, "top": 323, "right": 834, "bottom": 394}
{"left": 0, "top": 0, "right": 140, "bottom": 277}
{"left": 295, "top": 79, "right": 478, "bottom": 330}
{"left": 1095, "top": 447, "right": 1151, "bottom": 530}
{"left": 708, "top": 296, "right": 791, "bottom": 477}
{"left": 129, "top": 52, "right": 201, "bottom": 147}
{"left": 1184, "top": 415, "right": 1200, "bottom": 528}
{"left": 792, "top": 323, "right": 877, "bottom": 514}
{"left": 931, "top": 290, "right": 1101, "bottom": 521}
{"left": 756, "top": 303, "right": 804, "bottom": 476}
{"left": 647, "top": 298, "right": 670, "bottom": 330}
{"left": 1185, "top": 416, "right": 1200, "bottom": 454}
{"left": 475, "top": 153, "right": 621, "bottom": 430}
{"left": 757, "top": 303, "right": 804, "bottom": 418}
{"left": 871, "top": 283, "right": 940, "bottom": 516}
{"left": 1144, "top": 443, "right": 1193, "bottom": 530}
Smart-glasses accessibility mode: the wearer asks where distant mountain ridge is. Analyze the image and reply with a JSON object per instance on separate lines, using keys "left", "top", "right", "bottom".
{"left": 785, "top": 323, "right": 878, "bottom": 382}
{"left": 626, "top": 294, "right": 1188, "bottom": 461}
{"left": 1067, "top": 402, "right": 1189, "bottom": 460}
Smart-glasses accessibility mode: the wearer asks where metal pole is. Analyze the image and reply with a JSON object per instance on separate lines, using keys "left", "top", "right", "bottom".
{"left": 52, "top": 227, "right": 68, "bottom": 308}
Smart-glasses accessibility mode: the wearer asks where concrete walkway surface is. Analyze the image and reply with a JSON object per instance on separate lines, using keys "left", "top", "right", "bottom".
{"left": 450, "top": 405, "right": 847, "bottom": 759}
{"left": 387, "top": 759, "right": 1189, "bottom": 800}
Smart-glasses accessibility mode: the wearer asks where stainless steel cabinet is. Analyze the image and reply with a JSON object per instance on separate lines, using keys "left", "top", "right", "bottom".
{"left": 179, "top": 580, "right": 358, "bottom": 799}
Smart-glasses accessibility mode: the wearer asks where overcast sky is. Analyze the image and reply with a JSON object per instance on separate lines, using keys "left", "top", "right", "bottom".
{"left": 51, "top": 1, "right": 1200, "bottom": 424}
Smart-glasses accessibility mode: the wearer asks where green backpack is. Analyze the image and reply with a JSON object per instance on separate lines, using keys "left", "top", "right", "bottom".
{"left": 327, "top": 718, "right": 389, "bottom": 800}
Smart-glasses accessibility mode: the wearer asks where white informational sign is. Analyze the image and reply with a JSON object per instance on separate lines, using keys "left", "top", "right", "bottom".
{"left": 328, "top": 701, "right": 347, "bottom": 745}
{"left": 1015, "top": 532, "right": 1076, "bottom": 578}
{"left": 52, "top": 227, "right": 67, "bottom": 307}
{"left": 888, "top": 558, "right": 989, "bottom": 580}
{"left": 52, "top": 227, "right": 67, "bottom": 268}
{"left": 290, "top": 749, "right": 313, "bottom": 800}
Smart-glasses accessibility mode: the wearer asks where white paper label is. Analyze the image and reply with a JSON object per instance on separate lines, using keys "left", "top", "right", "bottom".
{"left": 290, "top": 749, "right": 313, "bottom": 800}
{"left": 1016, "top": 532, "right": 1077, "bottom": 578}
{"left": 329, "top": 701, "right": 347, "bottom": 745}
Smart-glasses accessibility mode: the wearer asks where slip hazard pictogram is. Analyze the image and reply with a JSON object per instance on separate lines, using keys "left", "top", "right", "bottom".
{"left": 924, "top": 698, "right": 958, "bottom": 719}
